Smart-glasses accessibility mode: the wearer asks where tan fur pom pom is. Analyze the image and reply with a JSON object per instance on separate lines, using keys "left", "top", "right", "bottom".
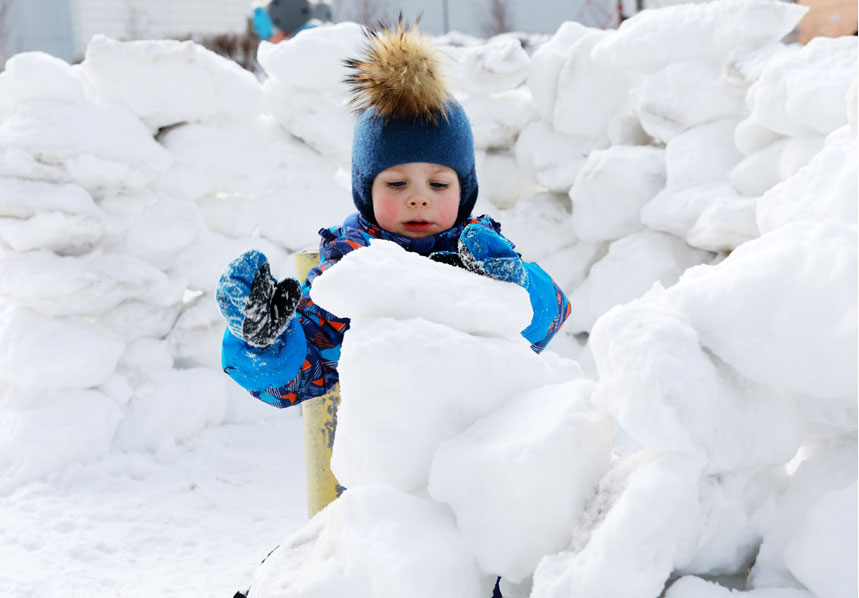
{"left": 344, "top": 16, "right": 449, "bottom": 124}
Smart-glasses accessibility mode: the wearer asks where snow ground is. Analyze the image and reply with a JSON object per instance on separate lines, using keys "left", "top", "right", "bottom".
{"left": 0, "top": 414, "right": 306, "bottom": 597}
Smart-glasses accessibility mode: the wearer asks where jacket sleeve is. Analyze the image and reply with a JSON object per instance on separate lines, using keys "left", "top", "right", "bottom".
{"left": 470, "top": 216, "right": 571, "bottom": 353}
{"left": 520, "top": 261, "right": 572, "bottom": 353}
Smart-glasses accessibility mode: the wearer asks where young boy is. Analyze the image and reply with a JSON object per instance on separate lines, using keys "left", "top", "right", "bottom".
{"left": 217, "top": 19, "right": 571, "bottom": 409}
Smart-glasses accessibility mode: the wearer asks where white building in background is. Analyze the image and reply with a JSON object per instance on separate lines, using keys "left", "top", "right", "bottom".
{"left": 332, "top": 0, "right": 620, "bottom": 38}
{"left": 2, "top": 0, "right": 621, "bottom": 67}
{"left": 2, "top": 0, "right": 251, "bottom": 64}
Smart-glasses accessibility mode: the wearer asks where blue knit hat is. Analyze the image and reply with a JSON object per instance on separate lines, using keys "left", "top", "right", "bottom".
{"left": 345, "top": 19, "right": 478, "bottom": 227}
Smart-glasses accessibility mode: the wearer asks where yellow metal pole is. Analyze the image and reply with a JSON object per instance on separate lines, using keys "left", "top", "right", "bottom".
{"left": 294, "top": 250, "right": 344, "bottom": 518}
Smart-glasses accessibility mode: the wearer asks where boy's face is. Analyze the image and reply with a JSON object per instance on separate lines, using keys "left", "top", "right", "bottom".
{"left": 371, "top": 162, "right": 460, "bottom": 238}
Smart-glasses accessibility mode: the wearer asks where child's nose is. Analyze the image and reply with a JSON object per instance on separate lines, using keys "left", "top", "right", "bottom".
{"left": 408, "top": 193, "right": 430, "bottom": 207}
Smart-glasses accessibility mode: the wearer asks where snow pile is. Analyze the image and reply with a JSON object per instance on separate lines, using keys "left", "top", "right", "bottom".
{"left": 245, "top": 241, "right": 606, "bottom": 596}
{"left": 0, "top": 35, "right": 351, "bottom": 490}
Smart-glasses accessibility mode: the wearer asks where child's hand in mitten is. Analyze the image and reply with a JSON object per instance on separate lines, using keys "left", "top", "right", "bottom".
{"left": 216, "top": 250, "right": 302, "bottom": 348}
{"left": 457, "top": 224, "right": 527, "bottom": 287}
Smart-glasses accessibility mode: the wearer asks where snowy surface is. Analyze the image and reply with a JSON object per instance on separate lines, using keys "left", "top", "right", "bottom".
{"left": 0, "top": 4, "right": 856, "bottom": 598}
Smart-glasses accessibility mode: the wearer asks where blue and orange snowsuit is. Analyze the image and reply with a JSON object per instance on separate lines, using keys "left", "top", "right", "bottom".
{"left": 222, "top": 212, "right": 571, "bottom": 407}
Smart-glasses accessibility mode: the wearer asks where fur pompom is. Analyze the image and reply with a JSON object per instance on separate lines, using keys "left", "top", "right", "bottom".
{"left": 344, "top": 16, "right": 449, "bottom": 124}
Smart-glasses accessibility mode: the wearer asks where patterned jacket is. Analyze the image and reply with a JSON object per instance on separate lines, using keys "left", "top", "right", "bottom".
{"left": 222, "top": 212, "right": 571, "bottom": 408}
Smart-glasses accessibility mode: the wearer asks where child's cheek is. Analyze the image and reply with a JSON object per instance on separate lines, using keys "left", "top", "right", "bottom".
{"left": 372, "top": 193, "right": 400, "bottom": 230}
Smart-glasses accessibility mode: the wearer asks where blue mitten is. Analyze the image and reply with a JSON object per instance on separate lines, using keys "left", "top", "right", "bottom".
{"left": 458, "top": 223, "right": 562, "bottom": 349}
{"left": 216, "top": 250, "right": 302, "bottom": 348}
{"left": 457, "top": 224, "right": 527, "bottom": 286}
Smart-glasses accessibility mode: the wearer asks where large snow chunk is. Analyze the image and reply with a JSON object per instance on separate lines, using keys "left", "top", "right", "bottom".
{"left": 590, "top": 0, "right": 807, "bottom": 71}
{"left": 666, "top": 576, "right": 815, "bottom": 598}
{"left": 331, "top": 317, "right": 575, "bottom": 492}
{"left": 449, "top": 37, "right": 530, "bottom": 96}
{"left": 492, "top": 192, "right": 574, "bottom": 259}
{"left": 569, "top": 145, "right": 666, "bottom": 243}
{"left": 0, "top": 307, "right": 124, "bottom": 391}
{"left": 0, "top": 251, "right": 174, "bottom": 317}
{"left": 80, "top": 36, "right": 262, "bottom": 129}
{"left": 757, "top": 128, "right": 857, "bottom": 234}
{"left": 567, "top": 230, "right": 711, "bottom": 333}
{"left": 590, "top": 294, "right": 801, "bottom": 473}
{"left": 100, "top": 194, "right": 205, "bottom": 269}
{"left": 514, "top": 121, "right": 595, "bottom": 192}
{"left": 248, "top": 485, "right": 480, "bottom": 598}
{"left": 169, "top": 231, "right": 291, "bottom": 294}
{"left": 0, "top": 212, "right": 104, "bottom": 255}
{"left": 113, "top": 367, "right": 229, "bottom": 451}
{"left": 527, "top": 21, "right": 593, "bottom": 122}
{"left": 729, "top": 135, "right": 825, "bottom": 197}
{"left": 630, "top": 61, "right": 744, "bottom": 143}
{"left": 747, "top": 36, "right": 858, "bottom": 136}
{"left": 553, "top": 30, "right": 632, "bottom": 139}
{"left": 428, "top": 380, "right": 612, "bottom": 582}
{"left": 642, "top": 182, "right": 741, "bottom": 239}
{"left": 475, "top": 150, "right": 541, "bottom": 211}
{"left": 0, "top": 102, "right": 171, "bottom": 193}
{"left": 669, "top": 222, "right": 857, "bottom": 398}
{"left": 160, "top": 117, "right": 335, "bottom": 199}
{"left": 750, "top": 438, "right": 857, "bottom": 589}
{"left": 0, "top": 51, "right": 86, "bottom": 108}
{"left": 462, "top": 89, "right": 538, "bottom": 150}
{"left": 686, "top": 195, "right": 759, "bottom": 253}
{"left": 257, "top": 22, "right": 364, "bottom": 94}
{"left": 783, "top": 482, "right": 857, "bottom": 598}
{"left": 665, "top": 118, "right": 743, "bottom": 191}
{"left": 0, "top": 178, "right": 98, "bottom": 218}
{"left": 0, "top": 388, "right": 123, "bottom": 492}
{"left": 311, "top": 239, "right": 532, "bottom": 341}
{"left": 263, "top": 79, "right": 354, "bottom": 165}
{"left": 531, "top": 452, "right": 704, "bottom": 598}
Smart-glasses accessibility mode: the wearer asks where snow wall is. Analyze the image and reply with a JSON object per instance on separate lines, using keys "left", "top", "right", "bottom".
{"left": 0, "top": 1, "right": 856, "bottom": 596}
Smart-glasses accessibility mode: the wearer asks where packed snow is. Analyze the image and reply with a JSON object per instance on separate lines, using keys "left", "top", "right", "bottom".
{"left": 0, "top": 1, "right": 856, "bottom": 597}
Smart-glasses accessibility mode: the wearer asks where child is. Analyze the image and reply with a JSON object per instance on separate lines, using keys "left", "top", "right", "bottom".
{"left": 216, "top": 19, "right": 571, "bottom": 410}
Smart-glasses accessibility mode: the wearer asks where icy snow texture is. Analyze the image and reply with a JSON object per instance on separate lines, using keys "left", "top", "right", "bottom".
{"left": 747, "top": 36, "right": 858, "bottom": 136}
{"left": 669, "top": 222, "right": 858, "bottom": 398}
{"left": 630, "top": 61, "right": 743, "bottom": 143}
{"left": 757, "top": 127, "right": 857, "bottom": 234}
{"left": 428, "top": 380, "right": 612, "bottom": 582}
{"left": 248, "top": 485, "right": 481, "bottom": 598}
{"left": 531, "top": 453, "right": 705, "bottom": 598}
{"left": 590, "top": 293, "right": 801, "bottom": 473}
{"left": 783, "top": 481, "right": 858, "bottom": 598}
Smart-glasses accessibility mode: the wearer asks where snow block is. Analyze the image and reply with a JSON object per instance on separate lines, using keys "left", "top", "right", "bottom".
{"left": 311, "top": 239, "right": 533, "bottom": 341}
{"left": 248, "top": 485, "right": 481, "bottom": 598}
{"left": 428, "top": 380, "right": 612, "bottom": 583}
{"left": 331, "top": 317, "right": 575, "bottom": 493}
{"left": 669, "top": 221, "right": 858, "bottom": 398}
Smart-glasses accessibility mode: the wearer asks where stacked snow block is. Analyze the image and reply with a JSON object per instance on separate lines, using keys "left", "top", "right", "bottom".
{"left": 244, "top": 240, "right": 611, "bottom": 598}
{"left": 0, "top": 35, "right": 340, "bottom": 489}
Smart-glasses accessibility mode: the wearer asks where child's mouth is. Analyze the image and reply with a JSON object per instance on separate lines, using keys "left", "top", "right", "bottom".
{"left": 403, "top": 220, "right": 431, "bottom": 232}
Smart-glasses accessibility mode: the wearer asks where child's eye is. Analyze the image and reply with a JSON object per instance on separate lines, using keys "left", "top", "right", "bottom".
{"left": 430, "top": 182, "right": 449, "bottom": 189}
{"left": 387, "top": 181, "right": 406, "bottom": 188}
